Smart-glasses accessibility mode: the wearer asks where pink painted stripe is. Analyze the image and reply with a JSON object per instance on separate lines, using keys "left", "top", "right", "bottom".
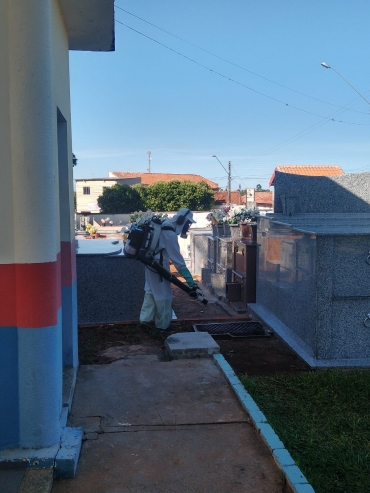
{"left": 61, "top": 239, "right": 76, "bottom": 286}
{"left": 0, "top": 260, "right": 61, "bottom": 328}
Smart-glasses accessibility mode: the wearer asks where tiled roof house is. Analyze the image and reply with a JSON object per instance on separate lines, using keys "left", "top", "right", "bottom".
{"left": 241, "top": 190, "right": 274, "bottom": 213}
{"left": 214, "top": 191, "right": 242, "bottom": 206}
{"left": 109, "top": 172, "right": 219, "bottom": 190}
{"left": 255, "top": 191, "right": 273, "bottom": 208}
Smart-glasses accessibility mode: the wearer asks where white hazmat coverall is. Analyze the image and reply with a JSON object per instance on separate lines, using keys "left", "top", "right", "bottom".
{"left": 139, "top": 217, "right": 195, "bottom": 330}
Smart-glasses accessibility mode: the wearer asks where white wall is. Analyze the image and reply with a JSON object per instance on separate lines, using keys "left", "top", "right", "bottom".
{"left": 76, "top": 179, "right": 117, "bottom": 212}
{"left": 0, "top": 1, "right": 14, "bottom": 263}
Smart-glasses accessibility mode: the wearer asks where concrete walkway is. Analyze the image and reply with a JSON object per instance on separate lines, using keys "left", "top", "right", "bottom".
{"left": 51, "top": 351, "right": 290, "bottom": 493}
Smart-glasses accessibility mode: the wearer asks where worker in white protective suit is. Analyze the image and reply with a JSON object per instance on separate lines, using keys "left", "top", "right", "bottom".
{"left": 140, "top": 208, "right": 196, "bottom": 332}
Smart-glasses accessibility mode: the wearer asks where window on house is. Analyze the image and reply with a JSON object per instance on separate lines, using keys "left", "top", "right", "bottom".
{"left": 83, "top": 187, "right": 90, "bottom": 195}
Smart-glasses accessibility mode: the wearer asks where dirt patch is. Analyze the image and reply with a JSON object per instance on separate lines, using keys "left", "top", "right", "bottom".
{"left": 171, "top": 282, "right": 239, "bottom": 320}
{"left": 79, "top": 322, "right": 172, "bottom": 365}
{"left": 79, "top": 283, "right": 310, "bottom": 376}
{"left": 171, "top": 281, "right": 310, "bottom": 375}
{"left": 215, "top": 334, "right": 310, "bottom": 376}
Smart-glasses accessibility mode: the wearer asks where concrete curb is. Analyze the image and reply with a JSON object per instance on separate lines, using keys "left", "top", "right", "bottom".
{"left": 0, "top": 427, "right": 82, "bottom": 482}
{"left": 213, "top": 353, "right": 316, "bottom": 493}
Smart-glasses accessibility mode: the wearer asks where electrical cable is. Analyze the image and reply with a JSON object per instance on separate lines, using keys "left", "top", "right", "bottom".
{"left": 114, "top": 12, "right": 370, "bottom": 187}
{"left": 115, "top": 6, "right": 370, "bottom": 115}
{"left": 115, "top": 19, "right": 370, "bottom": 126}
{"left": 232, "top": 92, "right": 370, "bottom": 167}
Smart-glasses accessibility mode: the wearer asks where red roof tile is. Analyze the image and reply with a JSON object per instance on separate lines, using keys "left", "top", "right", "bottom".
{"left": 214, "top": 191, "right": 242, "bottom": 205}
{"left": 110, "top": 172, "right": 219, "bottom": 189}
{"left": 269, "top": 165, "right": 344, "bottom": 186}
{"left": 255, "top": 191, "right": 273, "bottom": 205}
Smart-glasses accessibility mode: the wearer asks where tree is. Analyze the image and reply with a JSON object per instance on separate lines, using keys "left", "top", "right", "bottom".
{"left": 255, "top": 184, "right": 270, "bottom": 192}
{"left": 184, "top": 180, "right": 214, "bottom": 211}
{"left": 132, "top": 183, "right": 149, "bottom": 208}
{"left": 98, "top": 180, "right": 214, "bottom": 214}
{"left": 72, "top": 153, "right": 78, "bottom": 167}
{"left": 97, "top": 184, "right": 143, "bottom": 213}
{"left": 139, "top": 180, "right": 214, "bottom": 211}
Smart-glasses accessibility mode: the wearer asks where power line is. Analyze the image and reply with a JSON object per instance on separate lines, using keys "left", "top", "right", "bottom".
{"left": 115, "top": 19, "right": 370, "bottom": 126}
{"left": 232, "top": 92, "right": 370, "bottom": 167}
{"left": 115, "top": 6, "right": 370, "bottom": 115}
{"left": 114, "top": 11, "right": 370, "bottom": 187}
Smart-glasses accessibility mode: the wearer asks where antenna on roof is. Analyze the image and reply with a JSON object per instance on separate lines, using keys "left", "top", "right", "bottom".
{"left": 147, "top": 151, "right": 151, "bottom": 173}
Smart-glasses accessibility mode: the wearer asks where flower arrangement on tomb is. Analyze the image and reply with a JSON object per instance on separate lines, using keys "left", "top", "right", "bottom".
{"left": 224, "top": 206, "right": 260, "bottom": 224}
{"left": 85, "top": 223, "right": 97, "bottom": 235}
{"left": 206, "top": 207, "right": 228, "bottom": 225}
{"left": 206, "top": 206, "right": 259, "bottom": 226}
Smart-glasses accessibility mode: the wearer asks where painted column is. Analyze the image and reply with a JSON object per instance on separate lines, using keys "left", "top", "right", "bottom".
{"left": 0, "top": 0, "right": 62, "bottom": 449}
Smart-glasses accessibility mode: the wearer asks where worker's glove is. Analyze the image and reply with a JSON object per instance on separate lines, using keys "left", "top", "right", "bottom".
{"left": 179, "top": 267, "right": 195, "bottom": 287}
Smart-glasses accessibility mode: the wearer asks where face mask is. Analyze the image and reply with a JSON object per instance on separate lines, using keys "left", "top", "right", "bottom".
{"left": 180, "top": 220, "right": 191, "bottom": 239}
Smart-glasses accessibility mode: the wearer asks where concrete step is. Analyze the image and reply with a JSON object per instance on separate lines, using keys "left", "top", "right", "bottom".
{"left": 165, "top": 332, "right": 220, "bottom": 359}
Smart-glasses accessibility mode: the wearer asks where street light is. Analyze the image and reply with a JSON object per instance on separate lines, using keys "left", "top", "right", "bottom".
{"left": 212, "top": 155, "right": 231, "bottom": 206}
{"left": 321, "top": 62, "right": 370, "bottom": 106}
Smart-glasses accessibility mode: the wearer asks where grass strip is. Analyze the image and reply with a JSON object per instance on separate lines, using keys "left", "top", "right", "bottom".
{"left": 240, "top": 369, "right": 370, "bottom": 493}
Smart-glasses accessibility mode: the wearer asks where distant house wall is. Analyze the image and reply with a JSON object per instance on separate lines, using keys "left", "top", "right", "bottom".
{"left": 75, "top": 178, "right": 142, "bottom": 212}
{"left": 76, "top": 210, "right": 211, "bottom": 230}
{"left": 76, "top": 179, "right": 118, "bottom": 212}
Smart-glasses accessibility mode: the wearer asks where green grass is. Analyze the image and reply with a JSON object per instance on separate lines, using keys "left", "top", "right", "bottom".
{"left": 240, "top": 369, "right": 370, "bottom": 493}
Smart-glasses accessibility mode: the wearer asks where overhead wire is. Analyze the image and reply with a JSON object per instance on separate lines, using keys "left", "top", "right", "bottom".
{"left": 232, "top": 90, "right": 370, "bottom": 168}
{"left": 114, "top": 19, "right": 370, "bottom": 127}
{"left": 114, "top": 9, "right": 370, "bottom": 187}
{"left": 211, "top": 98, "right": 365, "bottom": 188}
{"left": 115, "top": 6, "right": 369, "bottom": 115}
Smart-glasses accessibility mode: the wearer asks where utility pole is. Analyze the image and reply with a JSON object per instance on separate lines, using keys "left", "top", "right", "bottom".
{"left": 147, "top": 151, "right": 151, "bottom": 173}
{"left": 212, "top": 155, "right": 232, "bottom": 207}
{"left": 228, "top": 161, "right": 231, "bottom": 207}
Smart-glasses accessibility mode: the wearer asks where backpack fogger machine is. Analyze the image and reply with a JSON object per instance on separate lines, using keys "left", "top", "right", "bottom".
{"left": 123, "top": 217, "right": 208, "bottom": 305}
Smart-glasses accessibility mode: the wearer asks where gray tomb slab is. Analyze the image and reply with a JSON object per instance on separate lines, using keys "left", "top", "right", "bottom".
{"left": 165, "top": 332, "right": 220, "bottom": 359}
{"left": 201, "top": 267, "right": 213, "bottom": 284}
{"left": 189, "top": 230, "right": 212, "bottom": 276}
{"left": 252, "top": 214, "right": 370, "bottom": 367}
{"left": 76, "top": 240, "right": 145, "bottom": 324}
{"left": 211, "top": 273, "right": 226, "bottom": 292}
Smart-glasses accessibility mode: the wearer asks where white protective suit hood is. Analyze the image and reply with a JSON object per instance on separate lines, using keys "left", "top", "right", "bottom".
{"left": 166, "top": 208, "right": 196, "bottom": 237}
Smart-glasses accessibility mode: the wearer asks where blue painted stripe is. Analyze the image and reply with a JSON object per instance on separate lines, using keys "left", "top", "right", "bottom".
{"left": 0, "top": 328, "right": 19, "bottom": 449}
{"left": 18, "top": 309, "right": 63, "bottom": 449}
{"left": 61, "top": 281, "right": 78, "bottom": 368}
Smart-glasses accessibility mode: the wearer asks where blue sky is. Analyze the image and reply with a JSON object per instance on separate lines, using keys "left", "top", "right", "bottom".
{"left": 70, "top": 0, "right": 370, "bottom": 190}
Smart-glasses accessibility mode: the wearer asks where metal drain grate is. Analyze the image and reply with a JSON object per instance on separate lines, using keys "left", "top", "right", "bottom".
{"left": 193, "top": 321, "right": 270, "bottom": 338}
